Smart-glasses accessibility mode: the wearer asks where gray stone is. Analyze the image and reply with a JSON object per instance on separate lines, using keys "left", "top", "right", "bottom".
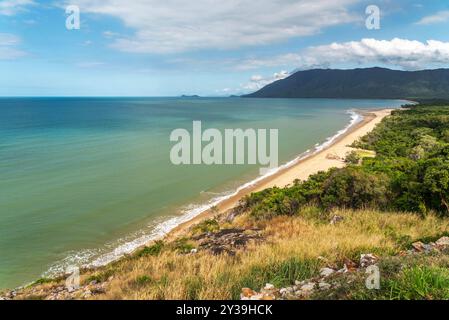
{"left": 320, "top": 267, "right": 335, "bottom": 277}
{"left": 360, "top": 253, "right": 378, "bottom": 268}
{"left": 300, "top": 282, "right": 315, "bottom": 292}
{"left": 318, "top": 282, "right": 331, "bottom": 290}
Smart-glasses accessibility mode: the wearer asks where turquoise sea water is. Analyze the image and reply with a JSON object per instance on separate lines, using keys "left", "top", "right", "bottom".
{"left": 0, "top": 97, "right": 406, "bottom": 288}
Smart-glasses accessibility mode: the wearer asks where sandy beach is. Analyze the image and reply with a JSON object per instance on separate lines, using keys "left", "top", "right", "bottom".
{"left": 166, "top": 108, "right": 393, "bottom": 240}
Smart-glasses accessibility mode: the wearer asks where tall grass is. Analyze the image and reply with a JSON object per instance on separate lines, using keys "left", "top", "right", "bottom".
{"left": 82, "top": 209, "right": 448, "bottom": 300}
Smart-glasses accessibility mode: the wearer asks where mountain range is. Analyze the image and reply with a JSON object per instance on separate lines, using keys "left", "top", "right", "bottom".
{"left": 243, "top": 67, "right": 449, "bottom": 100}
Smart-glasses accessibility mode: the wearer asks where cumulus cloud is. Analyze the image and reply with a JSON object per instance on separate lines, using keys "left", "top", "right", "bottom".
{"left": 66, "top": 0, "right": 359, "bottom": 53}
{"left": 302, "top": 38, "right": 449, "bottom": 70}
{"left": 0, "top": 33, "right": 26, "bottom": 59}
{"left": 416, "top": 10, "right": 449, "bottom": 25}
{"left": 240, "top": 38, "right": 449, "bottom": 72}
{"left": 0, "top": 0, "right": 34, "bottom": 16}
{"left": 243, "top": 70, "right": 290, "bottom": 90}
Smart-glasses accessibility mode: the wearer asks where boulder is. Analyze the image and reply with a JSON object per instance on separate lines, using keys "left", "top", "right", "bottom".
{"left": 360, "top": 254, "right": 378, "bottom": 268}
{"left": 241, "top": 288, "right": 256, "bottom": 299}
{"left": 318, "top": 282, "right": 331, "bottom": 290}
{"left": 436, "top": 237, "right": 449, "bottom": 247}
{"left": 412, "top": 241, "right": 425, "bottom": 252}
{"left": 320, "top": 267, "right": 335, "bottom": 277}
{"left": 300, "top": 282, "right": 315, "bottom": 292}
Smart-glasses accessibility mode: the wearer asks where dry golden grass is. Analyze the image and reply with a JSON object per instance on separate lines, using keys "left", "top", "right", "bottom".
{"left": 85, "top": 209, "right": 449, "bottom": 300}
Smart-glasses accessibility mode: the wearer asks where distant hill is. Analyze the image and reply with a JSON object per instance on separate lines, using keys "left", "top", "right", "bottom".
{"left": 243, "top": 67, "right": 449, "bottom": 100}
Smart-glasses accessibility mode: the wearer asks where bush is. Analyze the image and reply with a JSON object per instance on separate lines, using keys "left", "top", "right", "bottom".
{"left": 136, "top": 240, "right": 165, "bottom": 257}
{"left": 319, "top": 167, "right": 390, "bottom": 210}
{"left": 191, "top": 219, "right": 220, "bottom": 235}
{"left": 345, "top": 151, "right": 361, "bottom": 165}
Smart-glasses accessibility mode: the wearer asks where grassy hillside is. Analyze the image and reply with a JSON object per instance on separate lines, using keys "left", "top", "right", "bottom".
{"left": 3, "top": 104, "right": 449, "bottom": 300}
{"left": 244, "top": 68, "right": 449, "bottom": 99}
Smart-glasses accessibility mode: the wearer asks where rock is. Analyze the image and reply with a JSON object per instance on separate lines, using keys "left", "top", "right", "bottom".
{"left": 360, "top": 254, "right": 378, "bottom": 268}
{"left": 83, "top": 289, "right": 92, "bottom": 298}
{"left": 412, "top": 241, "right": 425, "bottom": 252}
{"left": 249, "top": 294, "right": 263, "bottom": 300}
{"left": 241, "top": 288, "right": 256, "bottom": 299}
{"left": 343, "top": 258, "right": 358, "bottom": 271}
{"left": 90, "top": 286, "right": 106, "bottom": 295}
{"left": 330, "top": 215, "right": 344, "bottom": 225}
{"left": 300, "top": 282, "right": 315, "bottom": 292}
{"left": 260, "top": 294, "right": 276, "bottom": 300}
{"left": 190, "top": 248, "right": 198, "bottom": 254}
{"left": 320, "top": 267, "right": 335, "bottom": 277}
{"left": 337, "top": 266, "right": 348, "bottom": 274}
{"left": 318, "top": 282, "right": 331, "bottom": 290}
{"left": 422, "top": 243, "right": 435, "bottom": 253}
{"left": 264, "top": 283, "right": 275, "bottom": 291}
{"left": 245, "top": 293, "right": 275, "bottom": 300}
{"left": 436, "top": 237, "right": 449, "bottom": 247}
{"left": 295, "top": 280, "right": 305, "bottom": 286}
{"left": 294, "top": 290, "right": 303, "bottom": 296}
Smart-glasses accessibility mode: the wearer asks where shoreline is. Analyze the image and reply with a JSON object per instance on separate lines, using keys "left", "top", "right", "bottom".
{"left": 9, "top": 107, "right": 395, "bottom": 290}
{"left": 164, "top": 108, "right": 393, "bottom": 241}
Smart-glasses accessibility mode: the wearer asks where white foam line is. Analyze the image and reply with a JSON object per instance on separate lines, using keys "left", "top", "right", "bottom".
{"left": 42, "top": 109, "right": 364, "bottom": 277}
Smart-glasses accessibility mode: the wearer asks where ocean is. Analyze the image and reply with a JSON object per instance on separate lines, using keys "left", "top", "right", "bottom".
{"left": 0, "top": 97, "right": 406, "bottom": 288}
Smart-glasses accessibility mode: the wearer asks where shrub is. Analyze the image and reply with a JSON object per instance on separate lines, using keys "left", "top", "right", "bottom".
{"left": 191, "top": 219, "right": 220, "bottom": 235}
{"left": 345, "top": 151, "right": 361, "bottom": 165}
{"left": 136, "top": 240, "right": 165, "bottom": 257}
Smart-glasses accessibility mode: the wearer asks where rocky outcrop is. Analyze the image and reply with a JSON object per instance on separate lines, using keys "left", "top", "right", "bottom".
{"left": 241, "top": 236, "right": 449, "bottom": 300}
{"left": 192, "top": 228, "right": 263, "bottom": 256}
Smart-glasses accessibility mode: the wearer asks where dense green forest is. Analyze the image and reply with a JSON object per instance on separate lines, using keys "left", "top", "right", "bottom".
{"left": 238, "top": 104, "right": 449, "bottom": 218}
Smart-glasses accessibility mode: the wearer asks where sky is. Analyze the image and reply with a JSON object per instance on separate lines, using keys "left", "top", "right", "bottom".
{"left": 1, "top": 0, "right": 449, "bottom": 96}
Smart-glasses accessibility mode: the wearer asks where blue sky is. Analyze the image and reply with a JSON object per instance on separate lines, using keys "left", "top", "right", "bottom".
{"left": 1, "top": 0, "right": 449, "bottom": 96}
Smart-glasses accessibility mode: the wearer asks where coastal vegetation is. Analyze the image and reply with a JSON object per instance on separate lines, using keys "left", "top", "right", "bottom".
{"left": 240, "top": 104, "right": 449, "bottom": 217}
{"left": 3, "top": 104, "right": 449, "bottom": 300}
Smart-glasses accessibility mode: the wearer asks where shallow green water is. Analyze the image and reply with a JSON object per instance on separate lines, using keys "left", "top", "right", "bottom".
{"left": 0, "top": 97, "right": 406, "bottom": 288}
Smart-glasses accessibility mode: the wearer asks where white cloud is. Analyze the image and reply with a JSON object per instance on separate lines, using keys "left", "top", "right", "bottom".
{"left": 416, "top": 10, "right": 449, "bottom": 25}
{"left": 165, "top": 38, "right": 449, "bottom": 74}
{"left": 243, "top": 70, "right": 290, "bottom": 90}
{"left": 0, "top": 0, "right": 34, "bottom": 16}
{"left": 0, "top": 33, "right": 26, "bottom": 59}
{"left": 67, "top": 0, "right": 359, "bottom": 53}
{"left": 302, "top": 38, "right": 449, "bottom": 70}
{"left": 241, "top": 38, "right": 449, "bottom": 72}
{"left": 235, "top": 52, "right": 331, "bottom": 71}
